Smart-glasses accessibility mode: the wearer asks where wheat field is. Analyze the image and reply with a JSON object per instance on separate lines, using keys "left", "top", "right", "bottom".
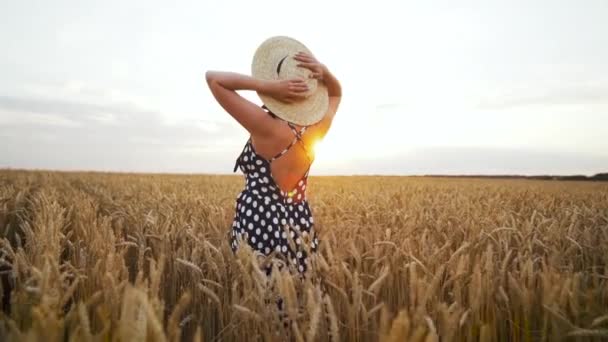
{"left": 0, "top": 170, "right": 606, "bottom": 341}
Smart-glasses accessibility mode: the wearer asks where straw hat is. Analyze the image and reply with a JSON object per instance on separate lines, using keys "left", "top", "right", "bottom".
{"left": 252, "top": 36, "right": 329, "bottom": 126}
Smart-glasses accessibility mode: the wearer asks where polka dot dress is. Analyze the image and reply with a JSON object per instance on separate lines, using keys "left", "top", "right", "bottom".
{"left": 230, "top": 126, "right": 319, "bottom": 276}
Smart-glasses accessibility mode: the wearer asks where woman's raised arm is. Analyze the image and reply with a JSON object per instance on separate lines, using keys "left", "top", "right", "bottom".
{"left": 293, "top": 52, "right": 342, "bottom": 136}
{"left": 205, "top": 71, "right": 308, "bottom": 136}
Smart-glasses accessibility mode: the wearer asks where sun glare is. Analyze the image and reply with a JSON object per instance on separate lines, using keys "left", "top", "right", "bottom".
{"left": 310, "top": 137, "right": 350, "bottom": 166}
{"left": 312, "top": 139, "right": 323, "bottom": 156}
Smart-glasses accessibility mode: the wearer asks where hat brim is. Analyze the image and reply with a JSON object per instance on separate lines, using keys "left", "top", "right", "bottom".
{"left": 252, "top": 36, "right": 329, "bottom": 126}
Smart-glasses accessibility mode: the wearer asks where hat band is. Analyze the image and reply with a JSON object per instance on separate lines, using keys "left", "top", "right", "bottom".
{"left": 276, "top": 55, "right": 288, "bottom": 76}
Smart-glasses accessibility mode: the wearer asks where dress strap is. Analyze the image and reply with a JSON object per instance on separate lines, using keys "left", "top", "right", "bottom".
{"left": 268, "top": 138, "right": 297, "bottom": 162}
{"left": 288, "top": 122, "right": 314, "bottom": 163}
{"left": 269, "top": 123, "right": 312, "bottom": 163}
{"left": 287, "top": 122, "right": 307, "bottom": 139}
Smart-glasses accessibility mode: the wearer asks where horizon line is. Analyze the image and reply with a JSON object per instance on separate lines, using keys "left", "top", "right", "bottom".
{"left": 1, "top": 167, "right": 606, "bottom": 178}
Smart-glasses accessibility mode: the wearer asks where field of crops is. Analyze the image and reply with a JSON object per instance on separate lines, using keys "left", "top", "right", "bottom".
{"left": 0, "top": 170, "right": 606, "bottom": 341}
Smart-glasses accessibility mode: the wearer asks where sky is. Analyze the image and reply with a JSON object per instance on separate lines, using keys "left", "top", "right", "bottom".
{"left": 1, "top": 0, "right": 607, "bottom": 176}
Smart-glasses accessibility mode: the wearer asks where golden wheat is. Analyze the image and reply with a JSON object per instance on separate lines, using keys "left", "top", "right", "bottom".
{"left": 0, "top": 170, "right": 607, "bottom": 341}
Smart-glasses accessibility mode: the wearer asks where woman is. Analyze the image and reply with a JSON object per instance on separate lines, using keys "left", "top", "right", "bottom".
{"left": 206, "top": 36, "right": 342, "bottom": 277}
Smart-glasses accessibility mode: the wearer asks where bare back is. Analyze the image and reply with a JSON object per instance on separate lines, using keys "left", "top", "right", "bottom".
{"left": 250, "top": 115, "right": 325, "bottom": 194}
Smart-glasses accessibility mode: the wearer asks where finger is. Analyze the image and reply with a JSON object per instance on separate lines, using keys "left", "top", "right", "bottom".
{"left": 297, "top": 51, "right": 314, "bottom": 58}
{"left": 297, "top": 62, "right": 315, "bottom": 70}
{"left": 288, "top": 85, "right": 308, "bottom": 93}
{"left": 294, "top": 52, "right": 312, "bottom": 59}
{"left": 289, "top": 82, "right": 307, "bottom": 90}
{"left": 290, "top": 85, "right": 309, "bottom": 93}
{"left": 289, "top": 79, "right": 307, "bottom": 85}
{"left": 289, "top": 78, "right": 306, "bottom": 84}
{"left": 296, "top": 52, "right": 317, "bottom": 62}
{"left": 289, "top": 88, "right": 309, "bottom": 95}
{"left": 289, "top": 91, "right": 306, "bottom": 100}
{"left": 289, "top": 82, "right": 308, "bottom": 89}
{"left": 294, "top": 55, "right": 314, "bottom": 63}
{"left": 310, "top": 72, "right": 322, "bottom": 79}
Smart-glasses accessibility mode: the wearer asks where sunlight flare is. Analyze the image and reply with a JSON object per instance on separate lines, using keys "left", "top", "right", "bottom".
{"left": 312, "top": 139, "right": 323, "bottom": 156}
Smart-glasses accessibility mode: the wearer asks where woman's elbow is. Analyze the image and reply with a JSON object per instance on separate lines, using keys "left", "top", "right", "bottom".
{"left": 205, "top": 71, "right": 216, "bottom": 85}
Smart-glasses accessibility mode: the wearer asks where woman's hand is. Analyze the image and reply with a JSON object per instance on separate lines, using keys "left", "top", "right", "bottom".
{"left": 260, "top": 78, "right": 309, "bottom": 104}
{"left": 294, "top": 52, "right": 327, "bottom": 80}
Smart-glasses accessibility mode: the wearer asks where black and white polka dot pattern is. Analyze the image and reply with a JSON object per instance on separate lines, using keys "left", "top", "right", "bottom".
{"left": 230, "top": 136, "right": 319, "bottom": 275}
